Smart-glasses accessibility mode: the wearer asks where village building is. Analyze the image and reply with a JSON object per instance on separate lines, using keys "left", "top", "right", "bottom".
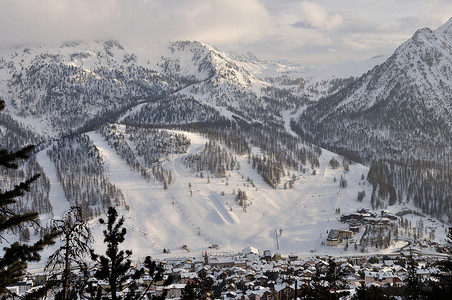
{"left": 326, "top": 229, "right": 353, "bottom": 246}
{"left": 364, "top": 270, "right": 397, "bottom": 286}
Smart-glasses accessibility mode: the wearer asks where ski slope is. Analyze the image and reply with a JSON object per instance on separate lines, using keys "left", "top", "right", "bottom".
{"left": 21, "top": 129, "right": 447, "bottom": 265}
{"left": 79, "top": 130, "right": 380, "bottom": 258}
{"left": 87, "top": 131, "right": 206, "bottom": 255}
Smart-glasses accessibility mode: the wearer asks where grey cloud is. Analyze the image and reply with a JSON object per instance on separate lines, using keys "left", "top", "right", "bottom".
{"left": 0, "top": 0, "right": 450, "bottom": 65}
{"left": 292, "top": 21, "right": 315, "bottom": 29}
{"left": 0, "top": 0, "right": 273, "bottom": 48}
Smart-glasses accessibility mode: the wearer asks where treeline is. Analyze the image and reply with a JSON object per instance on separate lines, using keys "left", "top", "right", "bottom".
{"left": 250, "top": 155, "right": 283, "bottom": 188}
{"left": 213, "top": 121, "right": 321, "bottom": 187}
{"left": 123, "top": 94, "right": 225, "bottom": 125}
{"left": 263, "top": 76, "right": 356, "bottom": 104}
{"left": 99, "top": 124, "right": 190, "bottom": 188}
{"left": 129, "top": 119, "right": 321, "bottom": 188}
{"left": 246, "top": 124, "right": 321, "bottom": 171}
{"left": 47, "top": 134, "right": 125, "bottom": 219}
{"left": 124, "top": 125, "right": 190, "bottom": 166}
{"left": 183, "top": 140, "right": 239, "bottom": 177}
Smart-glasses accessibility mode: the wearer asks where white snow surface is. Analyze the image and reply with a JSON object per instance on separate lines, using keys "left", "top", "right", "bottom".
{"left": 36, "top": 148, "right": 70, "bottom": 218}
{"left": 26, "top": 129, "right": 444, "bottom": 261}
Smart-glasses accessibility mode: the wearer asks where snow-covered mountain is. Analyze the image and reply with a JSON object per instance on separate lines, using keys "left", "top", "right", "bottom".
{"left": 294, "top": 18, "right": 452, "bottom": 223}
{"left": 0, "top": 39, "right": 382, "bottom": 139}
{"left": 0, "top": 40, "right": 262, "bottom": 137}
{"left": 3, "top": 36, "right": 440, "bottom": 259}
{"left": 295, "top": 18, "right": 452, "bottom": 161}
{"left": 0, "top": 40, "right": 167, "bottom": 137}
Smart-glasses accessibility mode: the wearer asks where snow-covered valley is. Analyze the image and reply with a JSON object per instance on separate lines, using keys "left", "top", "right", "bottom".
{"left": 30, "top": 127, "right": 447, "bottom": 261}
{"left": 1, "top": 24, "right": 452, "bottom": 264}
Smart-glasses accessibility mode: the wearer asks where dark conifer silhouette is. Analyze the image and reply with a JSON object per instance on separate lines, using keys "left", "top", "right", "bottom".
{"left": 404, "top": 255, "right": 421, "bottom": 300}
{"left": 301, "top": 258, "right": 350, "bottom": 300}
{"left": 90, "top": 207, "right": 171, "bottom": 300}
{"left": 0, "top": 99, "right": 59, "bottom": 296}
{"left": 180, "top": 268, "right": 213, "bottom": 300}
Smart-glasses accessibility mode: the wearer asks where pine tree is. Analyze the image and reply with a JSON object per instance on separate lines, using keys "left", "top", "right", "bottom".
{"left": 352, "top": 284, "right": 393, "bottom": 299}
{"left": 197, "top": 268, "right": 213, "bottom": 300}
{"left": 404, "top": 255, "right": 421, "bottom": 300}
{"left": 301, "top": 265, "right": 330, "bottom": 300}
{"left": 181, "top": 268, "right": 212, "bottom": 300}
{"left": 328, "top": 157, "right": 340, "bottom": 169}
{"left": 90, "top": 207, "right": 171, "bottom": 300}
{"left": 181, "top": 282, "right": 197, "bottom": 300}
{"left": 325, "top": 258, "right": 350, "bottom": 299}
{"left": 90, "top": 207, "right": 132, "bottom": 300}
{"left": 302, "top": 259, "right": 350, "bottom": 300}
{"left": 0, "top": 99, "right": 59, "bottom": 296}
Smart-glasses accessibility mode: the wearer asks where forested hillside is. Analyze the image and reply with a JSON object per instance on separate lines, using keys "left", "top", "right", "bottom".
{"left": 46, "top": 134, "right": 125, "bottom": 219}
{"left": 98, "top": 124, "right": 190, "bottom": 188}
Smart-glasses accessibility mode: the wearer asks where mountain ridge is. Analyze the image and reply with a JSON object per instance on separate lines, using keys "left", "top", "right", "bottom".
{"left": 295, "top": 19, "right": 452, "bottom": 160}
{"left": 0, "top": 39, "right": 378, "bottom": 139}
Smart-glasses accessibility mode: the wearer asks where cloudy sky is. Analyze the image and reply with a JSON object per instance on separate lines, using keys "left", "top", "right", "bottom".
{"left": 1, "top": 0, "right": 451, "bottom": 65}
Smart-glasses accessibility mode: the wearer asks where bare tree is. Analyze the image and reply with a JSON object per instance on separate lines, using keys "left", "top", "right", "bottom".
{"left": 45, "top": 206, "right": 93, "bottom": 300}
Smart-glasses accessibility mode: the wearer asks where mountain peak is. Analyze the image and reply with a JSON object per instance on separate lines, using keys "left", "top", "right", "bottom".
{"left": 412, "top": 27, "right": 433, "bottom": 39}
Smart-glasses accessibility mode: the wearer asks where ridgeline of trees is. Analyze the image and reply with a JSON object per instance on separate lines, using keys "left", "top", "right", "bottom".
{"left": 123, "top": 94, "right": 225, "bottom": 125}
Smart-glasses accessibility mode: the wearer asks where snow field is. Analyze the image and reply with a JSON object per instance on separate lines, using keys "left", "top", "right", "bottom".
{"left": 23, "top": 129, "right": 449, "bottom": 271}
{"left": 82, "top": 130, "right": 376, "bottom": 258}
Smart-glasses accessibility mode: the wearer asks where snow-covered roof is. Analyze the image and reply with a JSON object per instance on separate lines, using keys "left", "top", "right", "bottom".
{"left": 242, "top": 245, "right": 259, "bottom": 255}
